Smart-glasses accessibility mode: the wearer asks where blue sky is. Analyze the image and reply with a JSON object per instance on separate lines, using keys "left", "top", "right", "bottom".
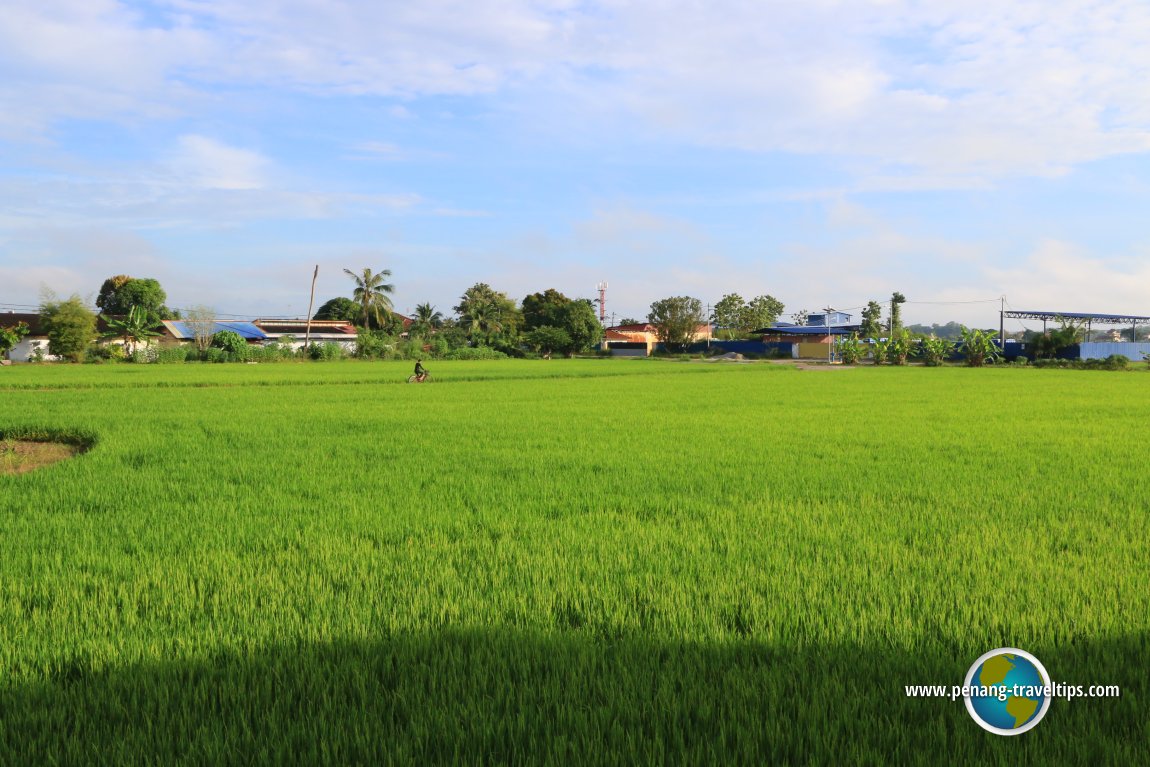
{"left": 3, "top": 0, "right": 1150, "bottom": 330}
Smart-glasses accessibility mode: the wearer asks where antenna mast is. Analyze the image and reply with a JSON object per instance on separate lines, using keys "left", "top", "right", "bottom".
{"left": 596, "top": 281, "right": 608, "bottom": 323}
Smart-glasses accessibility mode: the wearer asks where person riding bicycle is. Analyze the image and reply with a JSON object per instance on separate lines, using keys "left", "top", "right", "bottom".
{"left": 413, "top": 359, "right": 428, "bottom": 382}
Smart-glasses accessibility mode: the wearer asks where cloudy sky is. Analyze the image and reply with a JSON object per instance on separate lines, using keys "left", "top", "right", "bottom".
{"left": 2, "top": 0, "right": 1149, "bottom": 329}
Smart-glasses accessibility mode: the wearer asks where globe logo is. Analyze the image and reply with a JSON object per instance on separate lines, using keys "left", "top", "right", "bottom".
{"left": 964, "top": 648, "right": 1052, "bottom": 735}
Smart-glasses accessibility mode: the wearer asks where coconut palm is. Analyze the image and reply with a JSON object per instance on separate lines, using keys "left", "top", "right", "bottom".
{"left": 462, "top": 301, "right": 502, "bottom": 346}
{"left": 411, "top": 303, "right": 444, "bottom": 337}
{"left": 343, "top": 267, "right": 395, "bottom": 330}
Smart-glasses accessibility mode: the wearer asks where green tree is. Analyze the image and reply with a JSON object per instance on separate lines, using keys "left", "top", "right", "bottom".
{"left": 711, "top": 293, "right": 745, "bottom": 339}
{"left": 211, "top": 329, "right": 250, "bottom": 360}
{"left": 96, "top": 276, "right": 171, "bottom": 324}
{"left": 40, "top": 295, "right": 98, "bottom": 362}
{"left": 522, "top": 290, "right": 599, "bottom": 355}
{"left": 313, "top": 297, "right": 361, "bottom": 322}
{"left": 791, "top": 309, "right": 809, "bottom": 327}
{"left": 557, "top": 300, "right": 600, "bottom": 355}
{"left": 860, "top": 301, "right": 883, "bottom": 339}
{"left": 410, "top": 303, "right": 444, "bottom": 337}
{"left": 343, "top": 267, "right": 395, "bottom": 330}
{"left": 455, "top": 284, "right": 521, "bottom": 345}
{"left": 887, "top": 292, "right": 907, "bottom": 333}
{"left": 1031, "top": 320, "right": 1083, "bottom": 359}
{"left": 648, "top": 296, "right": 705, "bottom": 352}
{"left": 522, "top": 289, "right": 570, "bottom": 331}
{"left": 742, "top": 295, "right": 785, "bottom": 333}
{"left": 96, "top": 275, "right": 132, "bottom": 310}
{"left": 101, "top": 305, "right": 161, "bottom": 357}
{"left": 525, "top": 326, "right": 572, "bottom": 357}
{"left": 0, "top": 321, "right": 30, "bottom": 359}
{"left": 465, "top": 302, "right": 503, "bottom": 346}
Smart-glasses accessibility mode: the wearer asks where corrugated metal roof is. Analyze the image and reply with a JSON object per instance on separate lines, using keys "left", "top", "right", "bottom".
{"left": 1004, "top": 310, "right": 1150, "bottom": 323}
{"left": 255, "top": 320, "right": 356, "bottom": 335}
{"left": 754, "top": 324, "right": 859, "bottom": 335}
{"left": 163, "top": 320, "right": 267, "bottom": 340}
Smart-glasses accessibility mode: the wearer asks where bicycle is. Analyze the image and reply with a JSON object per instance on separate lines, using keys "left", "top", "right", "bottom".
{"left": 406, "top": 373, "right": 433, "bottom": 383}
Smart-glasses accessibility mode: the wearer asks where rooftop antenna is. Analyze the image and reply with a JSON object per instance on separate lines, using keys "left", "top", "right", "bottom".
{"left": 596, "top": 281, "right": 608, "bottom": 323}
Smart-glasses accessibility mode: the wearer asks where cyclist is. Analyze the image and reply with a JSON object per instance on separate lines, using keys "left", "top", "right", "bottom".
{"left": 413, "top": 359, "right": 428, "bottom": 382}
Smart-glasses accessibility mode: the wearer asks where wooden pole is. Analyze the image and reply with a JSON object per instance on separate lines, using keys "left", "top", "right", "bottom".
{"left": 303, "top": 265, "right": 318, "bottom": 349}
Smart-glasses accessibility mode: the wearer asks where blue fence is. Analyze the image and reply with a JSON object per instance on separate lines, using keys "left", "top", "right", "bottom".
{"left": 655, "top": 340, "right": 790, "bottom": 356}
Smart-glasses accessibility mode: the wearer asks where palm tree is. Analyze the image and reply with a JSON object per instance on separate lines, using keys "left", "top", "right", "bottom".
{"left": 343, "top": 267, "right": 395, "bottom": 330}
{"left": 411, "top": 303, "right": 443, "bottom": 337}
{"left": 463, "top": 301, "right": 502, "bottom": 346}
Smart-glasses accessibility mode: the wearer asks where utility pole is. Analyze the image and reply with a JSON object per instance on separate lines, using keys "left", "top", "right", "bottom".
{"left": 304, "top": 265, "right": 318, "bottom": 348}
{"left": 999, "top": 296, "right": 1005, "bottom": 356}
{"left": 826, "top": 306, "right": 833, "bottom": 364}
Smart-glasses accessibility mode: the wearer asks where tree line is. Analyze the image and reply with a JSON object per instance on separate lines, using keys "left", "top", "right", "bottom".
{"left": 5, "top": 271, "right": 608, "bottom": 362}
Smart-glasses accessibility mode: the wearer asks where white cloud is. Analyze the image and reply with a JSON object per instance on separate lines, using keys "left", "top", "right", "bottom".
{"left": 0, "top": 132, "right": 422, "bottom": 233}
{"left": 0, "top": 0, "right": 211, "bottom": 136}
{"left": 5, "top": 1, "right": 1150, "bottom": 181}
{"left": 986, "top": 240, "right": 1150, "bottom": 316}
{"left": 169, "top": 135, "right": 268, "bottom": 190}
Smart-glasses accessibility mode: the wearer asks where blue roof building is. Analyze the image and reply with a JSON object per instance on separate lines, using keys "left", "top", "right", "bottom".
{"left": 161, "top": 320, "right": 267, "bottom": 342}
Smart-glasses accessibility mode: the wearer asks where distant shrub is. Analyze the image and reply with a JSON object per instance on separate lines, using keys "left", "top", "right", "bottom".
{"left": 85, "top": 345, "right": 127, "bottom": 364}
{"left": 212, "top": 331, "right": 250, "bottom": 360}
{"left": 354, "top": 331, "right": 390, "bottom": 359}
{"left": 154, "top": 346, "right": 189, "bottom": 364}
{"left": 1102, "top": 354, "right": 1130, "bottom": 371}
{"left": 445, "top": 346, "right": 508, "bottom": 361}
{"left": 85, "top": 344, "right": 126, "bottom": 363}
{"left": 307, "top": 342, "right": 345, "bottom": 361}
{"left": 1031, "top": 356, "right": 1131, "bottom": 371}
{"left": 428, "top": 336, "right": 450, "bottom": 358}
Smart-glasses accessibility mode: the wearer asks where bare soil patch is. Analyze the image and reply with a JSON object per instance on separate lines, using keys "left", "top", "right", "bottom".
{"left": 0, "top": 440, "right": 83, "bottom": 475}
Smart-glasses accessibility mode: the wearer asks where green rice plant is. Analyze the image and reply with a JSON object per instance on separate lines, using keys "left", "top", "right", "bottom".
{"left": 0, "top": 361, "right": 1147, "bottom": 764}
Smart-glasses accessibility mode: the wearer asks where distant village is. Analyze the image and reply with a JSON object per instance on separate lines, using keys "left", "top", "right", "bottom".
{"left": 3, "top": 271, "right": 1150, "bottom": 365}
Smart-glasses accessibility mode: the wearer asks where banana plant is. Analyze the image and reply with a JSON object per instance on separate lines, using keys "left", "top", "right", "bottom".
{"left": 919, "top": 335, "right": 953, "bottom": 367}
{"left": 101, "top": 305, "right": 161, "bottom": 357}
{"left": 959, "top": 327, "right": 1000, "bottom": 367}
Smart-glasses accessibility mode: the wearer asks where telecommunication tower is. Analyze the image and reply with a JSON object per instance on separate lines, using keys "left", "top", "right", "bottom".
{"left": 596, "top": 281, "right": 608, "bottom": 323}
